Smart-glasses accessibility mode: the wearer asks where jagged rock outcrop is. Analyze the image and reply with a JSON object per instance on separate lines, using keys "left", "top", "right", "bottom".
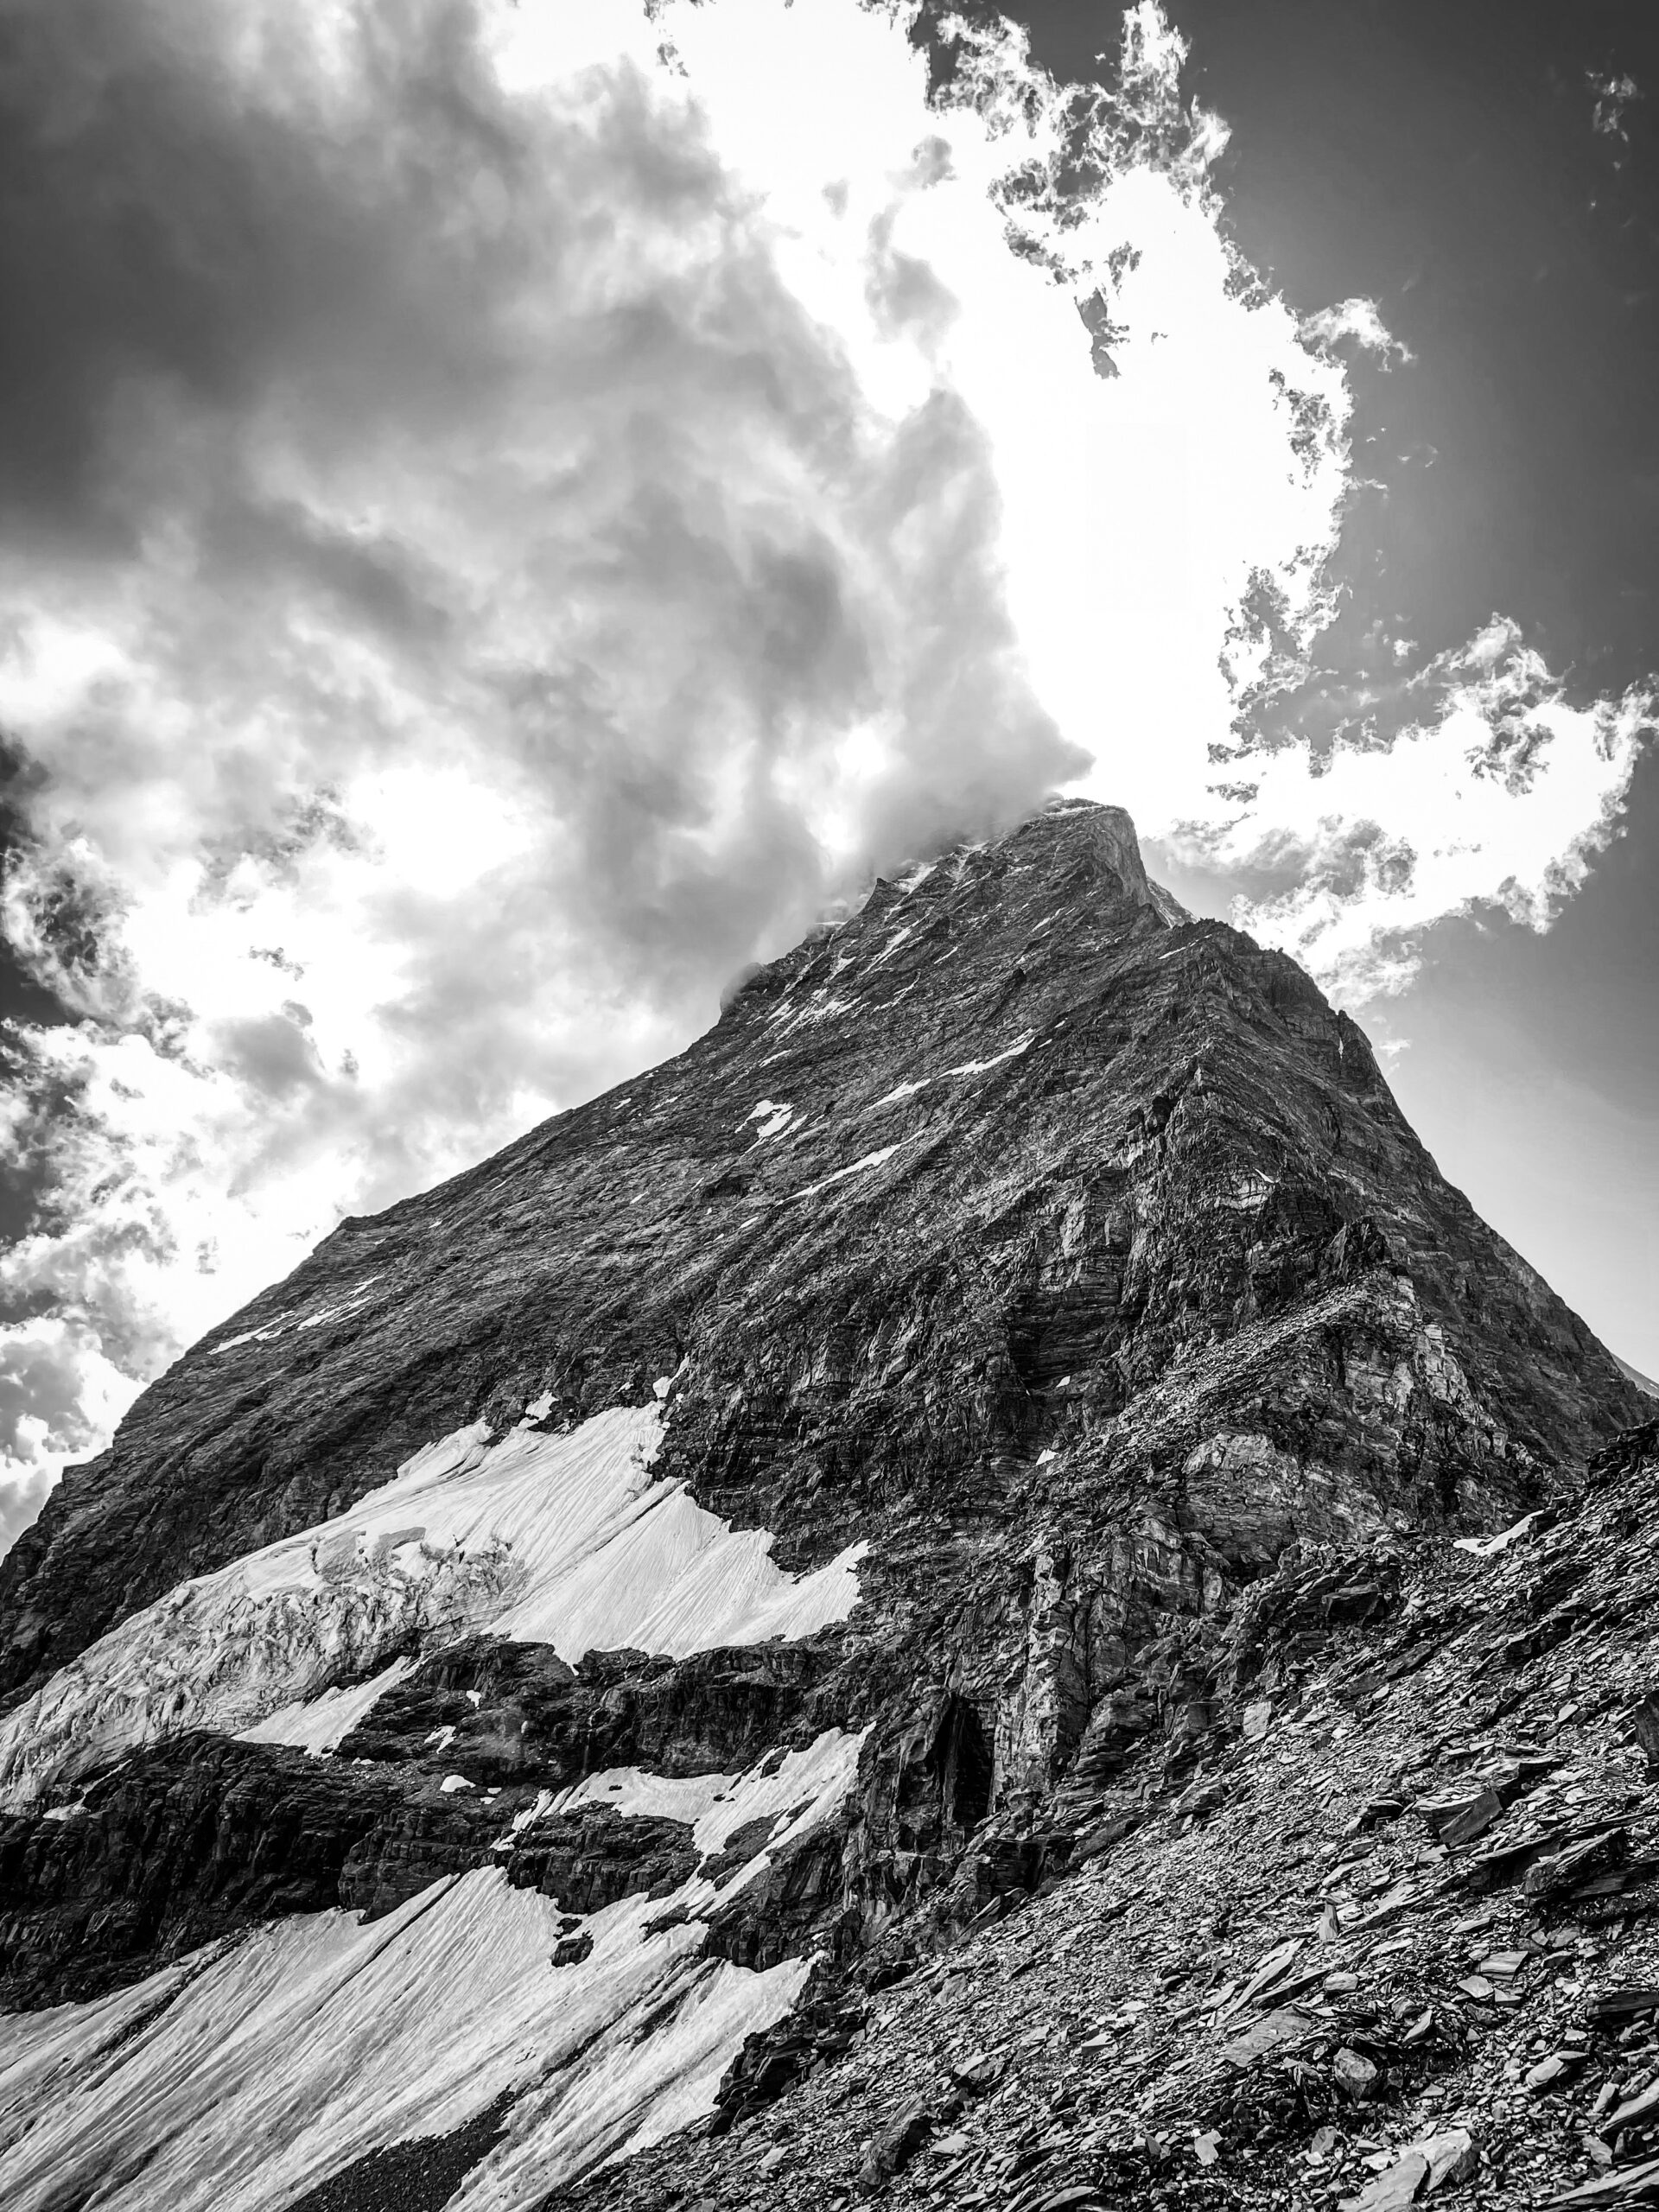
{"left": 505, "top": 1805, "right": 700, "bottom": 1917}
{"left": 0, "top": 800, "right": 1646, "bottom": 2212}
{"left": 334, "top": 1636, "right": 835, "bottom": 1789}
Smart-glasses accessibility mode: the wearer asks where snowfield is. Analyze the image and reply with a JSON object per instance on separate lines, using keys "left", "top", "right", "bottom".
{"left": 0, "top": 1728, "right": 867, "bottom": 2212}
{"left": 0, "top": 1402, "right": 865, "bottom": 1809}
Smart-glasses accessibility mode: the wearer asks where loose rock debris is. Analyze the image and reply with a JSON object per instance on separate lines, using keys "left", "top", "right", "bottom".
{"left": 551, "top": 1422, "right": 1659, "bottom": 2212}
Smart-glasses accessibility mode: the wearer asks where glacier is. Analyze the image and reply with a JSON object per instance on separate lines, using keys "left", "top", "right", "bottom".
{"left": 0, "top": 1401, "right": 865, "bottom": 1811}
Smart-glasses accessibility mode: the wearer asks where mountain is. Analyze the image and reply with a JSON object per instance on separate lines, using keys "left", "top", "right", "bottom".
{"left": 0, "top": 799, "right": 1649, "bottom": 2212}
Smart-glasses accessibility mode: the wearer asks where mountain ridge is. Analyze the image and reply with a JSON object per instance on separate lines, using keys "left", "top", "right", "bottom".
{"left": 0, "top": 800, "right": 1637, "bottom": 1703}
{"left": 0, "top": 798, "right": 1649, "bottom": 2212}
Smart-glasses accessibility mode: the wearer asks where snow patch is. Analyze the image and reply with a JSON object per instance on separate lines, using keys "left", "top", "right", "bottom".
{"left": 1454, "top": 1511, "right": 1542, "bottom": 1559}
{"left": 744, "top": 1099, "right": 793, "bottom": 1141}
{"left": 796, "top": 1142, "right": 904, "bottom": 1201}
{"left": 0, "top": 1404, "right": 865, "bottom": 1810}
{"left": 869, "top": 1034, "right": 1032, "bottom": 1111}
{"left": 871, "top": 1078, "right": 928, "bottom": 1107}
{"left": 867, "top": 922, "right": 913, "bottom": 970}
{"left": 213, "top": 1276, "right": 383, "bottom": 1357}
{"left": 547, "top": 1727, "right": 865, "bottom": 1880}
{"left": 763, "top": 990, "right": 851, "bottom": 1040}
{"left": 941, "top": 1034, "right": 1033, "bottom": 1077}
{"left": 238, "top": 1657, "right": 415, "bottom": 1757}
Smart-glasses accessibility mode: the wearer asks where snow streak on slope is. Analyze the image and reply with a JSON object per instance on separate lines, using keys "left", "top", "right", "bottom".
{"left": 513, "top": 1726, "right": 864, "bottom": 1889}
{"left": 237, "top": 1656, "right": 417, "bottom": 1756}
{"left": 0, "top": 1728, "right": 867, "bottom": 2212}
{"left": 0, "top": 1404, "right": 865, "bottom": 1808}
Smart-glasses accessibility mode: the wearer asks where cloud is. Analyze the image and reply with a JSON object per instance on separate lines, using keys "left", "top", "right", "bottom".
{"left": 0, "top": 0, "right": 1651, "bottom": 1547}
{"left": 1297, "top": 297, "right": 1415, "bottom": 369}
{"left": 0, "top": 1316, "right": 142, "bottom": 1554}
{"left": 0, "top": 0, "right": 1090, "bottom": 1535}
{"left": 1197, "top": 619, "right": 1653, "bottom": 997}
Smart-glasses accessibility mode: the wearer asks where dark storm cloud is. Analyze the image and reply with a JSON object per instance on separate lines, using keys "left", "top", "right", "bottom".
{"left": 0, "top": 0, "right": 537, "bottom": 550}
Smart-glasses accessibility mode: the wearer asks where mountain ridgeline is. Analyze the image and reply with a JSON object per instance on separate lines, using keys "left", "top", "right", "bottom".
{"left": 0, "top": 800, "right": 1646, "bottom": 2212}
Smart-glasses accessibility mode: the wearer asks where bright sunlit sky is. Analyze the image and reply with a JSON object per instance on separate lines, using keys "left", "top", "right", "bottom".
{"left": 0, "top": 0, "right": 1654, "bottom": 1551}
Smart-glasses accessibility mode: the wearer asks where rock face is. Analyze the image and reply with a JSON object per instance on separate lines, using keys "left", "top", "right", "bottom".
{"left": 0, "top": 799, "right": 1646, "bottom": 2212}
{"left": 2, "top": 802, "right": 1635, "bottom": 1702}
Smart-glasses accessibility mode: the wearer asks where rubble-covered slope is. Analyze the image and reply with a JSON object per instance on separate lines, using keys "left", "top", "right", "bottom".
{"left": 0, "top": 799, "right": 1647, "bottom": 2211}
{"left": 571, "top": 1421, "right": 1659, "bottom": 2212}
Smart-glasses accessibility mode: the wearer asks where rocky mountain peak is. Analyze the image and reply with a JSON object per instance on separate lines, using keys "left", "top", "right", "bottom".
{"left": 1027, "top": 795, "right": 1178, "bottom": 912}
{"left": 0, "top": 798, "right": 1649, "bottom": 2212}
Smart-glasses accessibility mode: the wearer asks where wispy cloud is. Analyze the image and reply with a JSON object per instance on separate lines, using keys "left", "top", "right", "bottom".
{"left": 1195, "top": 618, "right": 1652, "bottom": 998}
{"left": 1298, "top": 296, "right": 1415, "bottom": 369}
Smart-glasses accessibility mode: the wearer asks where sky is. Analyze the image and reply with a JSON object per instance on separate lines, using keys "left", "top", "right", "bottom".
{"left": 0, "top": 0, "right": 1654, "bottom": 1553}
